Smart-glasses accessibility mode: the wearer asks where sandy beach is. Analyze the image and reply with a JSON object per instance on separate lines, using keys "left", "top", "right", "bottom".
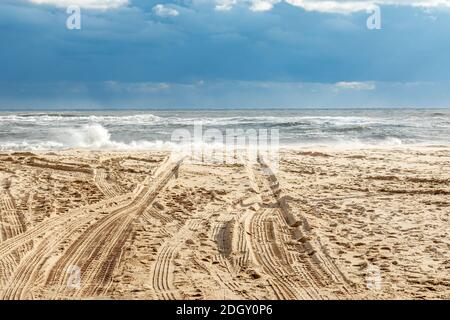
{"left": 0, "top": 147, "right": 449, "bottom": 300}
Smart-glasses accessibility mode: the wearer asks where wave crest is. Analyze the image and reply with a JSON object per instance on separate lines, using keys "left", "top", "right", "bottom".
{"left": 57, "top": 124, "right": 172, "bottom": 150}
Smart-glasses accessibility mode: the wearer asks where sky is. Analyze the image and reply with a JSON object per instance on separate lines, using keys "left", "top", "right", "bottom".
{"left": 1, "top": 0, "right": 450, "bottom": 109}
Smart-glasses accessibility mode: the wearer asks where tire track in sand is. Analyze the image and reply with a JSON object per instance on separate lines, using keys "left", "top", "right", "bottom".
{"left": 258, "top": 155, "right": 353, "bottom": 298}
{"left": 0, "top": 179, "right": 27, "bottom": 241}
{"left": 208, "top": 216, "right": 256, "bottom": 299}
{"left": 0, "top": 179, "right": 134, "bottom": 295}
{"left": 0, "top": 178, "right": 30, "bottom": 288}
{"left": 44, "top": 156, "right": 182, "bottom": 299}
{"left": 1, "top": 156, "right": 181, "bottom": 299}
{"left": 240, "top": 154, "right": 351, "bottom": 300}
{"left": 93, "top": 168, "right": 124, "bottom": 199}
{"left": 0, "top": 193, "right": 133, "bottom": 299}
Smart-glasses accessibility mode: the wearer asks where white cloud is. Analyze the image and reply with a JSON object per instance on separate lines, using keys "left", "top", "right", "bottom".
{"left": 410, "top": 0, "right": 450, "bottom": 8}
{"left": 153, "top": 4, "right": 180, "bottom": 17}
{"left": 286, "top": 0, "right": 450, "bottom": 13}
{"left": 286, "top": 0, "right": 374, "bottom": 14}
{"left": 215, "top": 0, "right": 238, "bottom": 11}
{"left": 250, "top": 0, "right": 281, "bottom": 11}
{"left": 215, "top": 0, "right": 450, "bottom": 13}
{"left": 335, "top": 81, "right": 376, "bottom": 90}
{"left": 215, "top": 0, "right": 281, "bottom": 11}
{"left": 28, "top": 0, "right": 128, "bottom": 9}
{"left": 105, "top": 81, "right": 170, "bottom": 93}
{"left": 29, "top": 0, "right": 450, "bottom": 12}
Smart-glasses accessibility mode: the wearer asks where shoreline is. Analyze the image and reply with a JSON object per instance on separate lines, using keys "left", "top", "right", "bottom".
{"left": 1, "top": 143, "right": 450, "bottom": 154}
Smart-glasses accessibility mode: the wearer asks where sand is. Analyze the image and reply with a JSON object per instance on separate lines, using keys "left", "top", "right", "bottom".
{"left": 0, "top": 148, "right": 449, "bottom": 300}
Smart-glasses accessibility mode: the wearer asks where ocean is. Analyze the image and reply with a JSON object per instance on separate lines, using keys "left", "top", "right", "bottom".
{"left": 0, "top": 109, "right": 449, "bottom": 151}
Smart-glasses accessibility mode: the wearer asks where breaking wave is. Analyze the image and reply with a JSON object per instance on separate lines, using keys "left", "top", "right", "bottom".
{"left": 0, "top": 113, "right": 162, "bottom": 125}
{"left": 56, "top": 123, "right": 174, "bottom": 150}
{"left": 0, "top": 109, "right": 449, "bottom": 151}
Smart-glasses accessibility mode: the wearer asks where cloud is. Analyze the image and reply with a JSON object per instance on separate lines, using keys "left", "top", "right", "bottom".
{"left": 214, "top": 0, "right": 450, "bottom": 13}
{"left": 28, "top": 0, "right": 128, "bottom": 9}
{"left": 335, "top": 82, "right": 376, "bottom": 90}
{"left": 27, "top": 0, "right": 450, "bottom": 12}
{"left": 286, "top": 0, "right": 375, "bottom": 14}
{"left": 250, "top": 0, "right": 281, "bottom": 11}
{"left": 153, "top": 4, "right": 180, "bottom": 17}
{"left": 214, "top": 0, "right": 281, "bottom": 11}
{"left": 105, "top": 81, "right": 171, "bottom": 93}
{"left": 287, "top": 1, "right": 450, "bottom": 14}
{"left": 4, "top": 0, "right": 450, "bottom": 90}
{"left": 215, "top": 0, "right": 238, "bottom": 11}
{"left": 3, "top": 80, "right": 447, "bottom": 109}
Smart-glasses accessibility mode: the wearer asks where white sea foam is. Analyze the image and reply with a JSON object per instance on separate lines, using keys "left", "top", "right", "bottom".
{"left": 0, "top": 141, "right": 64, "bottom": 151}
{"left": 0, "top": 110, "right": 449, "bottom": 151}
{"left": 55, "top": 123, "right": 174, "bottom": 150}
{"left": 0, "top": 112, "right": 439, "bottom": 128}
{"left": 0, "top": 113, "right": 384, "bottom": 127}
{"left": 0, "top": 113, "right": 163, "bottom": 125}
